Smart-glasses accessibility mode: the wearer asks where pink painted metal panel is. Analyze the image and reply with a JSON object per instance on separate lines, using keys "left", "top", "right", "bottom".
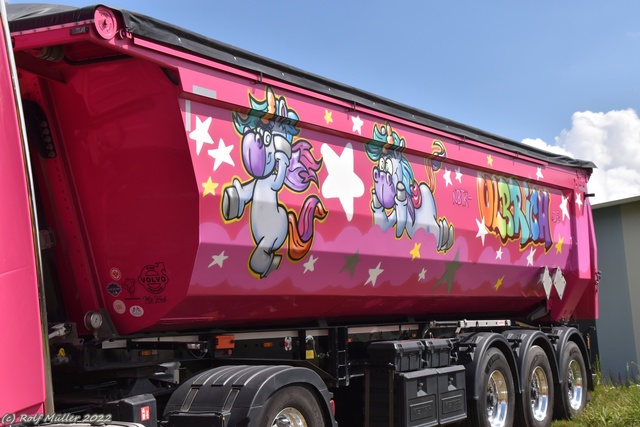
{"left": 0, "top": 2, "right": 46, "bottom": 418}
{"left": 10, "top": 7, "right": 597, "bottom": 335}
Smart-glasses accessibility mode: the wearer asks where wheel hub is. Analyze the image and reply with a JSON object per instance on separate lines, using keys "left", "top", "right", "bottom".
{"left": 567, "top": 359, "right": 584, "bottom": 410}
{"left": 272, "top": 407, "right": 307, "bottom": 427}
{"left": 486, "top": 370, "right": 509, "bottom": 427}
{"left": 530, "top": 366, "right": 549, "bottom": 422}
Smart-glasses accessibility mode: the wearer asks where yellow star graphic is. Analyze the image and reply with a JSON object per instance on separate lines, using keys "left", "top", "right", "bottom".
{"left": 487, "top": 155, "right": 494, "bottom": 167}
{"left": 410, "top": 243, "right": 421, "bottom": 260}
{"left": 202, "top": 177, "right": 218, "bottom": 197}
{"left": 494, "top": 275, "right": 505, "bottom": 291}
{"left": 555, "top": 235, "right": 564, "bottom": 254}
{"left": 324, "top": 109, "right": 333, "bottom": 125}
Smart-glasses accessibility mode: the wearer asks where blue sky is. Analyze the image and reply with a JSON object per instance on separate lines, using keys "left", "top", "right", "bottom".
{"left": 9, "top": 0, "right": 640, "bottom": 204}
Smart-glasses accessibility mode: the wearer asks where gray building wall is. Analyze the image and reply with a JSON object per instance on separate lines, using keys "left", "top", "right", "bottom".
{"left": 593, "top": 196, "right": 640, "bottom": 382}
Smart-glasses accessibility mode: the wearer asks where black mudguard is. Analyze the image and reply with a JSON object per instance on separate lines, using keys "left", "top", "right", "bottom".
{"left": 163, "top": 365, "right": 337, "bottom": 427}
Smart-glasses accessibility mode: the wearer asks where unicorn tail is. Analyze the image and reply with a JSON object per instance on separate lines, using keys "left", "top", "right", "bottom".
{"left": 425, "top": 139, "right": 447, "bottom": 191}
{"left": 425, "top": 159, "right": 436, "bottom": 192}
{"left": 287, "top": 195, "right": 328, "bottom": 261}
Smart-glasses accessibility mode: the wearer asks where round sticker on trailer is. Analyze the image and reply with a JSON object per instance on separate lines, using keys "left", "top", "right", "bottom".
{"left": 113, "top": 300, "right": 126, "bottom": 315}
{"left": 130, "top": 305, "right": 144, "bottom": 317}
{"left": 110, "top": 267, "right": 122, "bottom": 281}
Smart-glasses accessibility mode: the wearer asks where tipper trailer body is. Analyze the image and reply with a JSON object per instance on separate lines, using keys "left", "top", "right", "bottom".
{"left": 1, "top": 3, "right": 599, "bottom": 427}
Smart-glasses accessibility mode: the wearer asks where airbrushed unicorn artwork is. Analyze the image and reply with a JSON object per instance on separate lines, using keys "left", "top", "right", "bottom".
{"left": 222, "top": 87, "right": 327, "bottom": 278}
{"left": 365, "top": 122, "right": 455, "bottom": 251}
{"left": 209, "top": 82, "right": 584, "bottom": 311}
{"left": 219, "top": 85, "right": 463, "bottom": 280}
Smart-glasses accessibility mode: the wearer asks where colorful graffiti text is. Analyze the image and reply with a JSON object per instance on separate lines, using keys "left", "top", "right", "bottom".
{"left": 477, "top": 173, "right": 552, "bottom": 250}
{"left": 452, "top": 189, "right": 471, "bottom": 207}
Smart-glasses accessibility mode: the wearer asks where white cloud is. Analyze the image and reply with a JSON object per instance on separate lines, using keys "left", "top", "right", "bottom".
{"left": 587, "top": 166, "right": 640, "bottom": 205}
{"left": 521, "top": 137, "right": 574, "bottom": 157}
{"left": 522, "top": 109, "right": 640, "bottom": 205}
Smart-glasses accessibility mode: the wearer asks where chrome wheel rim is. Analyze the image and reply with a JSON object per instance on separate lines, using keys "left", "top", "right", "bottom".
{"left": 486, "top": 369, "right": 509, "bottom": 427}
{"left": 272, "top": 407, "right": 307, "bottom": 427}
{"left": 567, "top": 359, "right": 584, "bottom": 410}
{"left": 530, "top": 366, "right": 550, "bottom": 421}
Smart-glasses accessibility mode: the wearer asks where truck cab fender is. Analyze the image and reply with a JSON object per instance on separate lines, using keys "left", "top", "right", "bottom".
{"left": 457, "top": 332, "right": 520, "bottom": 401}
{"left": 501, "top": 329, "right": 559, "bottom": 394}
{"left": 551, "top": 326, "right": 594, "bottom": 391}
{"left": 163, "top": 364, "right": 337, "bottom": 427}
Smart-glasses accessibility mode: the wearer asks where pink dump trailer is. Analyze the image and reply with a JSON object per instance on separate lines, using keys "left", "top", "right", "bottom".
{"left": 2, "top": 3, "right": 598, "bottom": 427}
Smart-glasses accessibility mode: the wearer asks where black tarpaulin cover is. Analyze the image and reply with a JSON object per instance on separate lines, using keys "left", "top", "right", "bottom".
{"left": 6, "top": 2, "right": 596, "bottom": 171}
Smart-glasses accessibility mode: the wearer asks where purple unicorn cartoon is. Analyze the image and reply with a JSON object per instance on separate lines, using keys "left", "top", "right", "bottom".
{"left": 366, "top": 122, "right": 454, "bottom": 252}
{"left": 222, "top": 87, "right": 326, "bottom": 277}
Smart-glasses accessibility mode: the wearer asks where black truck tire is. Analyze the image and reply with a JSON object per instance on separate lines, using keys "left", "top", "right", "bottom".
{"left": 257, "top": 385, "right": 325, "bottom": 427}
{"left": 555, "top": 341, "right": 587, "bottom": 419}
{"left": 469, "top": 347, "right": 515, "bottom": 427}
{"left": 518, "top": 345, "right": 554, "bottom": 427}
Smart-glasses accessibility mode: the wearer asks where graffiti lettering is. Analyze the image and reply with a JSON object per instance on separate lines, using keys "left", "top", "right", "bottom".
{"left": 452, "top": 189, "right": 471, "bottom": 207}
{"left": 477, "top": 173, "right": 552, "bottom": 250}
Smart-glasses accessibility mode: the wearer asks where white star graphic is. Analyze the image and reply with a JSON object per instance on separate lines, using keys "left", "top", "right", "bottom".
{"left": 576, "top": 192, "right": 583, "bottom": 210}
{"left": 351, "top": 115, "right": 364, "bottom": 135}
{"left": 189, "top": 116, "right": 214, "bottom": 155}
{"left": 526, "top": 247, "right": 536, "bottom": 266}
{"left": 496, "top": 247, "right": 503, "bottom": 260}
{"left": 418, "top": 268, "right": 427, "bottom": 281}
{"left": 536, "top": 167, "right": 544, "bottom": 180}
{"left": 365, "top": 262, "right": 384, "bottom": 286}
{"left": 476, "top": 217, "right": 489, "bottom": 246}
{"left": 559, "top": 195, "right": 570, "bottom": 221}
{"left": 455, "top": 167, "right": 462, "bottom": 183}
{"left": 208, "top": 138, "right": 235, "bottom": 171}
{"left": 321, "top": 142, "right": 364, "bottom": 221}
{"left": 208, "top": 250, "right": 228, "bottom": 268}
{"left": 443, "top": 168, "right": 452, "bottom": 187}
{"left": 303, "top": 255, "right": 318, "bottom": 274}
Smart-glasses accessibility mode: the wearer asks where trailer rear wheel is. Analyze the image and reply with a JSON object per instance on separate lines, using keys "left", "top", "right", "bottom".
{"left": 470, "top": 347, "right": 515, "bottom": 427}
{"left": 518, "top": 345, "right": 553, "bottom": 427}
{"left": 258, "top": 385, "right": 325, "bottom": 427}
{"left": 556, "top": 341, "right": 586, "bottom": 419}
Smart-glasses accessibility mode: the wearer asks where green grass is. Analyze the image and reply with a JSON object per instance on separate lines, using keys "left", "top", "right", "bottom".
{"left": 552, "top": 374, "right": 640, "bottom": 427}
